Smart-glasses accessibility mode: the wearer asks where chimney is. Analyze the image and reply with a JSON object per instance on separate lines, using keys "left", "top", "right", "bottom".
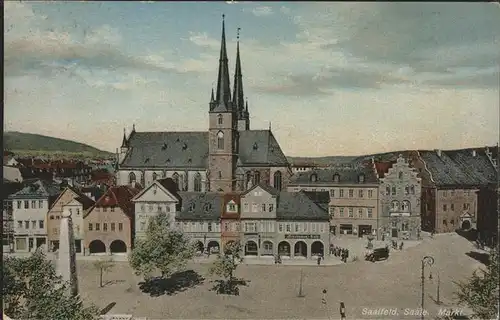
{"left": 435, "top": 149, "right": 442, "bottom": 157}
{"left": 472, "top": 150, "right": 477, "bottom": 157}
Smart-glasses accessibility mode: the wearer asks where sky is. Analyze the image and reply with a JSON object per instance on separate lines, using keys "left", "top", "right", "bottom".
{"left": 4, "top": 1, "right": 500, "bottom": 157}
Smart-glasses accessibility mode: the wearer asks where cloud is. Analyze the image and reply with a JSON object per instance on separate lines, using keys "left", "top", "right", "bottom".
{"left": 250, "top": 6, "right": 273, "bottom": 17}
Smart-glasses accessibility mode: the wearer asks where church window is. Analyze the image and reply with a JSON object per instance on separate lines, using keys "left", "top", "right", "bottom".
{"left": 391, "top": 200, "right": 399, "bottom": 211}
{"left": 405, "top": 185, "right": 409, "bottom": 195}
{"left": 217, "top": 131, "right": 224, "bottom": 149}
{"left": 252, "top": 171, "right": 261, "bottom": 185}
{"left": 128, "top": 172, "right": 136, "bottom": 185}
{"left": 310, "top": 173, "right": 317, "bottom": 182}
{"left": 246, "top": 172, "right": 252, "bottom": 186}
{"left": 194, "top": 173, "right": 202, "bottom": 192}
{"left": 402, "top": 201, "right": 410, "bottom": 212}
{"left": 172, "top": 172, "right": 179, "bottom": 188}
{"left": 410, "top": 185, "right": 415, "bottom": 194}
{"left": 217, "top": 114, "right": 223, "bottom": 125}
{"left": 333, "top": 174, "right": 340, "bottom": 182}
{"left": 273, "top": 171, "right": 282, "bottom": 191}
{"left": 152, "top": 172, "right": 157, "bottom": 181}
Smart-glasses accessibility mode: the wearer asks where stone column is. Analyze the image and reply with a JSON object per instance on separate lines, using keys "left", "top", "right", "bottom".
{"left": 57, "top": 211, "right": 78, "bottom": 297}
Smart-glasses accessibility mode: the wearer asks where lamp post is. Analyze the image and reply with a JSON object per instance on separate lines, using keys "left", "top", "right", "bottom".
{"left": 258, "top": 234, "right": 261, "bottom": 257}
{"left": 203, "top": 234, "right": 207, "bottom": 253}
{"left": 421, "top": 256, "right": 435, "bottom": 320}
{"left": 436, "top": 271, "right": 441, "bottom": 305}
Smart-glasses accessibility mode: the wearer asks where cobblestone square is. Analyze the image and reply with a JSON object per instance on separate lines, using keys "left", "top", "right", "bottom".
{"left": 78, "top": 233, "right": 483, "bottom": 319}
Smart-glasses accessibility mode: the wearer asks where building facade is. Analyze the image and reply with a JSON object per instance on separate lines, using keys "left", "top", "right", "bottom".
{"left": 288, "top": 165, "right": 380, "bottom": 238}
{"left": 84, "top": 185, "right": 140, "bottom": 255}
{"left": 220, "top": 193, "right": 241, "bottom": 252}
{"left": 175, "top": 192, "right": 222, "bottom": 253}
{"left": 377, "top": 155, "right": 422, "bottom": 240}
{"left": 115, "top": 18, "right": 292, "bottom": 193}
{"left": 9, "top": 179, "right": 61, "bottom": 252}
{"left": 132, "top": 178, "right": 180, "bottom": 240}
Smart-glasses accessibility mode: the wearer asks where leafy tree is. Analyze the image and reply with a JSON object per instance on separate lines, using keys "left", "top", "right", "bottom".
{"left": 454, "top": 247, "right": 499, "bottom": 320}
{"left": 209, "top": 241, "right": 244, "bottom": 294}
{"left": 2, "top": 249, "right": 98, "bottom": 320}
{"left": 129, "top": 212, "right": 196, "bottom": 280}
{"left": 93, "top": 257, "right": 115, "bottom": 288}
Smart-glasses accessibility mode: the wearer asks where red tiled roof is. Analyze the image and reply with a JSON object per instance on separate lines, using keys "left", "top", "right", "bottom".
{"left": 374, "top": 161, "right": 395, "bottom": 178}
{"left": 94, "top": 185, "right": 140, "bottom": 218}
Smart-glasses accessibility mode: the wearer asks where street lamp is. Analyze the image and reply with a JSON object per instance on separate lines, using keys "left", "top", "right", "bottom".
{"left": 436, "top": 271, "right": 441, "bottom": 305}
{"left": 421, "top": 256, "right": 435, "bottom": 320}
{"left": 203, "top": 234, "right": 207, "bottom": 253}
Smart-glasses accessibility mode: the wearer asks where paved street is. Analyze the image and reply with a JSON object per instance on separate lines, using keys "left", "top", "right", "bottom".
{"left": 74, "top": 233, "right": 483, "bottom": 319}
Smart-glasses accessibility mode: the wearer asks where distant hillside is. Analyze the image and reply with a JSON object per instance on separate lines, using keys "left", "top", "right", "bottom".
{"left": 4, "top": 131, "right": 113, "bottom": 158}
{"left": 287, "top": 156, "right": 358, "bottom": 166}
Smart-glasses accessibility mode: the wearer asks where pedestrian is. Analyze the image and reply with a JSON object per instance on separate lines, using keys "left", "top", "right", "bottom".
{"left": 399, "top": 242, "right": 404, "bottom": 250}
{"left": 346, "top": 249, "right": 349, "bottom": 262}
{"left": 340, "top": 302, "right": 346, "bottom": 320}
{"left": 317, "top": 255, "right": 321, "bottom": 266}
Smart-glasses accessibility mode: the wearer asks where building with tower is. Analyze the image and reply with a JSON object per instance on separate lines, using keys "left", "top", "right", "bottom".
{"left": 116, "top": 16, "right": 291, "bottom": 193}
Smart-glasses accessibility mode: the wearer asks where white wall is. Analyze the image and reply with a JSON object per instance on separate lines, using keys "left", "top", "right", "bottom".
{"left": 62, "top": 202, "right": 84, "bottom": 239}
{"left": 13, "top": 198, "right": 48, "bottom": 236}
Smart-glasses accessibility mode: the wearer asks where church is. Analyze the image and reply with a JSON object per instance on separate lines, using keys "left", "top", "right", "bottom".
{"left": 116, "top": 16, "right": 292, "bottom": 193}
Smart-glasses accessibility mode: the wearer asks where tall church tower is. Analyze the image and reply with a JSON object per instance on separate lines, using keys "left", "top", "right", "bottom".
{"left": 233, "top": 28, "right": 250, "bottom": 131}
{"left": 208, "top": 15, "right": 238, "bottom": 193}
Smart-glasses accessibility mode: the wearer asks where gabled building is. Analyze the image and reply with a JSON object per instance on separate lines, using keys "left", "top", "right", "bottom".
{"left": 115, "top": 17, "right": 292, "bottom": 193}
{"left": 175, "top": 192, "right": 222, "bottom": 253}
{"left": 376, "top": 155, "right": 422, "bottom": 240}
{"left": 288, "top": 164, "right": 380, "bottom": 238}
{"left": 2, "top": 181, "right": 24, "bottom": 252}
{"left": 83, "top": 185, "right": 140, "bottom": 255}
{"left": 131, "top": 178, "right": 180, "bottom": 240}
{"left": 47, "top": 186, "right": 95, "bottom": 254}
{"left": 221, "top": 193, "right": 241, "bottom": 252}
{"left": 9, "top": 179, "right": 61, "bottom": 252}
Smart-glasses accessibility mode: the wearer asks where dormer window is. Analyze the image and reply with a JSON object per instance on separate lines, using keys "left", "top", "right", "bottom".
{"left": 204, "top": 203, "right": 212, "bottom": 213}
{"left": 333, "top": 174, "right": 340, "bottom": 182}
{"left": 310, "top": 173, "right": 318, "bottom": 182}
{"left": 398, "top": 172, "right": 403, "bottom": 179}
{"left": 166, "top": 158, "right": 171, "bottom": 164}
{"left": 188, "top": 203, "right": 196, "bottom": 212}
{"left": 153, "top": 184, "right": 158, "bottom": 194}
{"left": 253, "top": 142, "right": 258, "bottom": 150}
{"left": 152, "top": 172, "right": 157, "bottom": 181}
{"left": 358, "top": 174, "right": 365, "bottom": 183}
{"left": 227, "top": 200, "right": 237, "bottom": 212}
{"left": 217, "top": 114, "right": 223, "bottom": 125}
{"left": 162, "top": 143, "right": 168, "bottom": 150}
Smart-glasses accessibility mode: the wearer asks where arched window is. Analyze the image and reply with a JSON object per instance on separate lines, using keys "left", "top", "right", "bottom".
{"left": 399, "top": 172, "right": 403, "bottom": 179}
{"left": 128, "top": 172, "right": 136, "bottom": 185}
{"left": 386, "top": 185, "right": 391, "bottom": 196}
{"left": 391, "top": 200, "right": 399, "bottom": 211}
{"left": 391, "top": 186, "right": 396, "bottom": 195}
{"left": 172, "top": 172, "right": 179, "bottom": 188}
{"left": 194, "top": 173, "right": 202, "bottom": 192}
{"left": 218, "top": 171, "right": 222, "bottom": 179}
{"left": 410, "top": 185, "right": 415, "bottom": 194}
{"left": 246, "top": 172, "right": 252, "bottom": 185}
{"left": 358, "top": 174, "right": 365, "bottom": 183}
{"left": 253, "top": 171, "right": 261, "bottom": 185}
{"left": 402, "top": 201, "right": 411, "bottom": 212}
{"left": 405, "top": 185, "right": 409, "bottom": 195}
{"left": 217, "top": 131, "right": 224, "bottom": 149}
{"left": 273, "top": 171, "right": 282, "bottom": 191}
{"left": 310, "top": 173, "right": 317, "bottom": 182}
{"left": 217, "top": 114, "right": 223, "bottom": 125}
{"left": 152, "top": 172, "right": 157, "bottom": 181}
{"left": 333, "top": 173, "right": 340, "bottom": 182}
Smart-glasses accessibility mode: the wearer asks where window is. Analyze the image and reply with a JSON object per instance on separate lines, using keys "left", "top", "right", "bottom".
{"left": 95, "top": 223, "right": 100, "bottom": 231}
{"left": 268, "top": 204, "right": 274, "bottom": 212}
{"left": 358, "top": 174, "right": 365, "bottom": 183}
{"left": 310, "top": 173, "right": 317, "bottom": 182}
{"left": 31, "top": 220, "right": 36, "bottom": 229}
{"left": 348, "top": 189, "right": 353, "bottom": 198}
{"left": 339, "top": 189, "right": 344, "bottom": 198}
{"left": 262, "top": 204, "right": 266, "bottom": 212}
{"left": 148, "top": 204, "right": 153, "bottom": 212}
{"left": 103, "top": 207, "right": 107, "bottom": 212}
{"left": 53, "top": 228, "right": 58, "bottom": 235}
{"left": 450, "top": 204, "right": 454, "bottom": 211}
{"left": 450, "top": 219, "right": 454, "bottom": 225}
{"left": 368, "top": 190, "right": 373, "bottom": 198}
{"left": 172, "top": 172, "right": 180, "bottom": 188}
{"left": 443, "top": 204, "right": 447, "bottom": 212}
{"left": 405, "top": 186, "right": 409, "bottom": 195}
{"left": 399, "top": 172, "right": 403, "bottom": 179}
{"left": 111, "top": 223, "right": 115, "bottom": 231}
{"left": 329, "top": 206, "right": 335, "bottom": 216}
{"left": 252, "top": 203, "right": 258, "bottom": 212}
{"left": 312, "top": 224, "right": 317, "bottom": 232}
{"left": 31, "top": 201, "right": 36, "bottom": 209}
{"left": 218, "top": 171, "right": 222, "bottom": 179}
{"left": 56, "top": 216, "right": 60, "bottom": 220}
{"left": 140, "top": 221, "right": 146, "bottom": 231}
{"left": 17, "top": 201, "right": 21, "bottom": 209}
{"left": 17, "top": 220, "right": 22, "bottom": 228}
{"left": 358, "top": 190, "right": 364, "bottom": 198}
{"left": 357, "top": 208, "right": 363, "bottom": 218}
{"left": 333, "top": 174, "right": 340, "bottom": 182}
{"left": 463, "top": 203, "right": 470, "bottom": 210}
{"left": 217, "top": 131, "right": 224, "bottom": 149}
{"left": 443, "top": 219, "right": 447, "bottom": 226}
{"left": 103, "top": 223, "right": 108, "bottom": 231}
{"left": 118, "top": 223, "right": 123, "bottom": 231}
{"left": 339, "top": 208, "right": 344, "bottom": 217}
{"left": 25, "top": 221, "right": 29, "bottom": 229}
{"left": 386, "top": 186, "right": 391, "bottom": 195}
{"left": 228, "top": 203, "right": 236, "bottom": 211}
{"left": 367, "top": 208, "right": 373, "bottom": 218}
{"left": 348, "top": 208, "right": 354, "bottom": 218}
{"left": 111, "top": 207, "right": 115, "bottom": 212}
{"left": 391, "top": 186, "right": 396, "bottom": 195}
{"left": 24, "top": 201, "right": 29, "bottom": 209}
{"left": 443, "top": 190, "right": 448, "bottom": 197}
{"left": 217, "top": 114, "right": 223, "bottom": 125}
{"left": 50, "top": 215, "right": 54, "bottom": 220}
{"left": 76, "top": 208, "right": 80, "bottom": 215}
{"left": 69, "top": 209, "right": 73, "bottom": 215}
{"left": 194, "top": 173, "right": 202, "bottom": 192}
{"left": 330, "top": 189, "right": 335, "bottom": 198}
{"left": 273, "top": 171, "right": 283, "bottom": 191}
{"left": 450, "top": 190, "right": 455, "bottom": 196}
{"left": 391, "top": 201, "right": 399, "bottom": 211}
{"left": 88, "top": 223, "right": 93, "bottom": 231}
{"left": 410, "top": 185, "right": 415, "bottom": 195}
{"left": 402, "top": 222, "right": 409, "bottom": 231}
{"left": 128, "top": 172, "right": 136, "bottom": 185}
{"left": 39, "top": 200, "right": 43, "bottom": 208}
{"left": 286, "top": 224, "right": 291, "bottom": 232}
{"left": 278, "top": 224, "right": 283, "bottom": 232}
{"left": 152, "top": 172, "right": 157, "bottom": 181}
{"left": 244, "top": 203, "right": 249, "bottom": 211}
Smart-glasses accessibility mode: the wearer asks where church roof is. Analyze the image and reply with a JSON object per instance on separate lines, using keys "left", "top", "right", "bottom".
{"left": 120, "top": 130, "right": 289, "bottom": 169}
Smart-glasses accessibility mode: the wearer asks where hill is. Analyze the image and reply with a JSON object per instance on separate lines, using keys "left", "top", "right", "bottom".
{"left": 3, "top": 131, "right": 113, "bottom": 158}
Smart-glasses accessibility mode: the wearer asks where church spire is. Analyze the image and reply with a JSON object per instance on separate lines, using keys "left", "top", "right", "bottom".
{"left": 214, "top": 14, "right": 231, "bottom": 111}
{"left": 210, "top": 87, "right": 215, "bottom": 102}
{"left": 121, "top": 128, "right": 127, "bottom": 148}
{"left": 233, "top": 27, "right": 245, "bottom": 118}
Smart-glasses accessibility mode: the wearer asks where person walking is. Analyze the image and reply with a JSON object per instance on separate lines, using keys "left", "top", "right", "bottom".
{"left": 317, "top": 255, "right": 321, "bottom": 266}
{"left": 340, "top": 302, "right": 346, "bottom": 320}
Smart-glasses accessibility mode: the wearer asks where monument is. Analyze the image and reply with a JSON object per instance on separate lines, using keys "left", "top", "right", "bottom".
{"left": 57, "top": 209, "right": 79, "bottom": 297}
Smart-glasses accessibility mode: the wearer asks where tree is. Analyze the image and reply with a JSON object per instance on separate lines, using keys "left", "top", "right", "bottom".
{"left": 93, "top": 257, "right": 115, "bottom": 288}
{"left": 209, "top": 241, "right": 244, "bottom": 294}
{"left": 454, "top": 247, "right": 499, "bottom": 320}
{"left": 129, "top": 212, "right": 196, "bottom": 280}
{"left": 2, "top": 249, "right": 98, "bottom": 320}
